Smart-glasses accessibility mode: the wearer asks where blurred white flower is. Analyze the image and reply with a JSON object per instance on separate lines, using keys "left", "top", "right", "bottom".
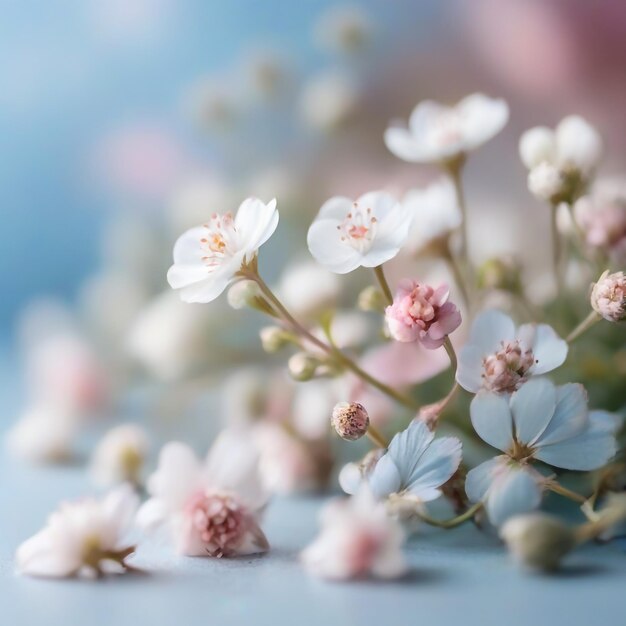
{"left": 292, "top": 379, "right": 338, "bottom": 439}
{"left": 276, "top": 260, "right": 340, "bottom": 318}
{"left": 126, "top": 290, "right": 218, "bottom": 381}
{"left": 520, "top": 116, "right": 602, "bottom": 202}
{"left": 184, "top": 77, "right": 238, "bottom": 131}
{"left": 403, "top": 177, "right": 462, "bottom": 255}
{"left": 6, "top": 406, "right": 79, "bottom": 464}
{"left": 307, "top": 191, "right": 411, "bottom": 273}
{"left": 466, "top": 379, "right": 617, "bottom": 525}
{"left": 313, "top": 4, "right": 372, "bottom": 55}
{"left": 301, "top": 487, "right": 407, "bottom": 580}
{"left": 385, "top": 94, "right": 509, "bottom": 164}
{"left": 16, "top": 485, "right": 138, "bottom": 578}
{"left": 91, "top": 424, "right": 149, "bottom": 488}
{"left": 167, "top": 197, "right": 278, "bottom": 303}
{"left": 456, "top": 310, "right": 567, "bottom": 394}
{"left": 299, "top": 71, "right": 358, "bottom": 131}
{"left": 243, "top": 49, "right": 288, "bottom": 99}
{"left": 137, "top": 435, "right": 269, "bottom": 557}
{"left": 574, "top": 179, "right": 626, "bottom": 265}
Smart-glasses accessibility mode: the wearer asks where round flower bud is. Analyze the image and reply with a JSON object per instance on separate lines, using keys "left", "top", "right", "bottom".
{"left": 227, "top": 280, "right": 262, "bottom": 310}
{"left": 259, "top": 326, "right": 291, "bottom": 353}
{"left": 590, "top": 270, "right": 626, "bottom": 322}
{"left": 288, "top": 352, "right": 318, "bottom": 381}
{"left": 357, "top": 286, "right": 386, "bottom": 313}
{"left": 500, "top": 513, "right": 576, "bottom": 572}
{"left": 331, "top": 401, "right": 370, "bottom": 441}
{"left": 527, "top": 162, "right": 567, "bottom": 203}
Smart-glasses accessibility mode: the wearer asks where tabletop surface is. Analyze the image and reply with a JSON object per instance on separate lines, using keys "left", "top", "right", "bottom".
{"left": 1, "top": 359, "right": 625, "bottom": 626}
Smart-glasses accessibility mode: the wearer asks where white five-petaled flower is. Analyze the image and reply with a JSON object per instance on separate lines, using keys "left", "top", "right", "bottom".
{"left": 466, "top": 378, "right": 619, "bottom": 526}
{"left": 137, "top": 433, "right": 269, "bottom": 558}
{"left": 16, "top": 484, "right": 139, "bottom": 578}
{"left": 167, "top": 197, "right": 278, "bottom": 303}
{"left": 384, "top": 93, "right": 509, "bottom": 164}
{"left": 300, "top": 487, "right": 407, "bottom": 581}
{"left": 456, "top": 310, "right": 567, "bottom": 395}
{"left": 341, "top": 421, "right": 462, "bottom": 504}
{"left": 307, "top": 191, "right": 412, "bottom": 274}
{"left": 519, "top": 116, "right": 602, "bottom": 202}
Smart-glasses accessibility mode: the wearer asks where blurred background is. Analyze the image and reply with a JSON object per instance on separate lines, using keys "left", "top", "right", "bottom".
{"left": 1, "top": 0, "right": 625, "bottom": 492}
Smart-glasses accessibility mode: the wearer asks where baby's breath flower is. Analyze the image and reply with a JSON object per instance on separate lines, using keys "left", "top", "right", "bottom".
{"left": 590, "top": 270, "right": 626, "bottom": 322}
{"left": 331, "top": 402, "right": 370, "bottom": 441}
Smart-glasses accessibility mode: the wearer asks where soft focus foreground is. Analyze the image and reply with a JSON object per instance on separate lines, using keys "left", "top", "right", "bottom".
{"left": 1, "top": 0, "right": 626, "bottom": 599}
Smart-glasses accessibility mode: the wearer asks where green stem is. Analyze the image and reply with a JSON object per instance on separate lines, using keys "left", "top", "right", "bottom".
{"left": 447, "top": 160, "right": 469, "bottom": 266}
{"left": 373, "top": 265, "right": 393, "bottom": 305}
{"left": 416, "top": 501, "right": 482, "bottom": 529}
{"left": 566, "top": 310, "right": 600, "bottom": 344}
{"left": 551, "top": 202, "right": 562, "bottom": 294}
{"left": 547, "top": 481, "right": 587, "bottom": 505}
{"left": 366, "top": 424, "right": 389, "bottom": 449}
{"left": 241, "top": 268, "right": 420, "bottom": 411}
{"left": 443, "top": 336, "right": 457, "bottom": 373}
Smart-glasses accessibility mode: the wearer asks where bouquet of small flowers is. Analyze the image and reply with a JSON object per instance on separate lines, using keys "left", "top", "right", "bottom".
{"left": 16, "top": 93, "right": 626, "bottom": 580}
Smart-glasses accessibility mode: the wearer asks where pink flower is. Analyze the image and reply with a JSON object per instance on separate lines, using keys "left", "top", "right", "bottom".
{"left": 137, "top": 433, "right": 269, "bottom": 558}
{"left": 385, "top": 280, "right": 461, "bottom": 348}
{"left": 591, "top": 270, "right": 626, "bottom": 322}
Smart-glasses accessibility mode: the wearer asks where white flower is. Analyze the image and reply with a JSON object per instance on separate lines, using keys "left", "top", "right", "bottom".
{"left": 167, "top": 197, "right": 278, "bottom": 303}
{"left": 367, "top": 420, "right": 462, "bottom": 503}
{"left": 276, "top": 260, "right": 340, "bottom": 318}
{"left": 520, "top": 116, "right": 602, "bottom": 202}
{"left": 307, "top": 191, "right": 412, "bottom": 273}
{"left": 126, "top": 290, "right": 222, "bottom": 381}
{"left": 456, "top": 310, "right": 567, "bottom": 394}
{"left": 137, "top": 434, "right": 269, "bottom": 557}
{"left": 90, "top": 424, "right": 149, "bottom": 488}
{"left": 520, "top": 116, "right": 602, "bottom": 175}
{"left": 384, "top": 93, "right": 509, "bottom": 164}
{"left": 16, "top": 485, "right": 138, "bottom": 578}
{"left": 403, "top": 177, "right": 462, "bottom": 255}
{"left": 466, "top": 379, "right": 617, "bottom": 526}
{"left": 300, "top": 487, "right": 407, "bottom": 580}
{"left": 299, "top": 71, "right": 358, "bottom": 131}
{"left": 6, "top": 406, "right": 79, "bottom": 464}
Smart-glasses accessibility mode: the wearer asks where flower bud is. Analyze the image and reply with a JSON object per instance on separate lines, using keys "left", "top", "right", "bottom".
{"left": 259, "top": 326, "right": 292, "bottom": 353}
{"left": 357, "top": 286, "right": 386, "bottom": 313}
{"left": 227, "top": 280, "right": 262, "bottom": 310}
{"left": 527, "top": 162, "right": 567, "bottom": 203}
{"left": 590, "top": 270, "right": 626, "bottom": 322}
{"left": 477, "top": 257, "right": 522, "bottom": 293}
{"left": 500, "top": 513, "right": 576, "bottom": 572}
{"left": 331, "top": 401, "right": 370, "bottom": 441}
{"left": 288, "top": 352, "right": 318, "bottom": 381}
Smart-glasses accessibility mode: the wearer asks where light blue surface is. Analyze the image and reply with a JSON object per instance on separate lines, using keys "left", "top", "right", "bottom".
{"left": 2, "top": 449, "right": 626, "bottom": 626}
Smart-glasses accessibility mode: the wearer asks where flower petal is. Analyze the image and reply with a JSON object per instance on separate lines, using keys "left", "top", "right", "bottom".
{"left": 316, "top": 196, "right": 352, "bottom": 221}
{"left": 307, "top": 219, "right": 361, "bottom": 274}
{"left": 468, "top": 310, "right": 516, "bottom": 354}
{"left": 456, "top": 345, "right": 485, "bottom": 392}
{"left": 234, "top": 197, "right": 279, "bottom": 251}
{"left": 534, "top": 412, "right": 617, "bottom": 471}
{"left": 519, "top": 323, "right": 568, "bottom": 375}
{"left": 533, "top": 383, "right": 589, "bottom": 446}
{"left": 457, "top": 93, "right": 509, "bottom": 150}
{"left": 510, "top": 378, "right": 556, "bottom": 445}
{"left": 16, "top": 529, "right": 81, "bottom": 578}
{"left": 470, "top": 391, "right": 512, "bottom": 451}
{"left": 465, "top": 457, "right": 506, "bottom": 503}
{"left": 368, "top": 454, "right": 402, "bottom": 499}
{"left": 405, "top": 436, "right": 462, "bottom": 501}
{"left": 485, "top": 466, "right": 542, "bottom": 527}
{"left": 387, "top": 420, "right": 435, "bottom": 481}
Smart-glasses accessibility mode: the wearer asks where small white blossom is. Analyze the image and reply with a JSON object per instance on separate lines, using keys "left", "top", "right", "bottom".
{"left": 299, "top": 71, "right": 358, "bottom": 132}
{"left": 16, "top": 485, "right": 139, "bottom": 578}
{"left": 307, "top": 191, "right": 412, "bottom": 274}
{"left": 6, "top": 406, "right": 79, "bottom": 464}
{"left": 403, "top": 177, "right": 462, "bottom": 255}
{"left": 313, "top": 4, "right": 372, "bottom": 55}
{"left": 520, "top": 116, "right": 602, "bottom": 202}
{"left": 466, "top": 379, "right": 617, "bottom": 525}
{"left": 137, "top": 434, "right": 269, "bottom": 557}
{"left": 167, "top": 197, "right": 278, "bottom": 303}
{"left": 385, "top": 94, "right": 509, "bottom": 164}
{"left": 90, "top": 424, "right": 149, "bottom": 488}
{"left": 301, "top": 487, "right": 407, "bottom": 580}
{"left": 456, "top": 310, "right": 567, "bottom": 394}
